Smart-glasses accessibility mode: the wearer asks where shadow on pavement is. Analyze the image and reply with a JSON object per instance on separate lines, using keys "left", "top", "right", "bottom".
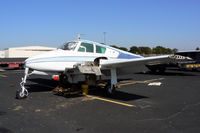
{"left": 26, "top": 77, "right": 147, "bottom": 102}
{"left": 0, "top": 127, "right": 12, "bottom": 133}
{"left": 88, "top": 88, "right": 148, "bottom": 101}
{"left": 26, "top": 84, "right": 55, "bottom": 92}
{"left": 136, "top": 70, "right": 198, "bottom": 76}
{"left": 26, "top": 78, "right": 58, "bottom": 92}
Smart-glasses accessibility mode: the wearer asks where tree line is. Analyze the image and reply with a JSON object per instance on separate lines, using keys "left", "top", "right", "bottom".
{"left": 110, "top": 45, "right": 179, "bottom": 55}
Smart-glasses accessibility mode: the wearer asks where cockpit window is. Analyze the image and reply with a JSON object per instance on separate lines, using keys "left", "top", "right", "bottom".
{"left": 59, "top": 42, "right": 77, "bottom": 50}
{"left": 78, "top": 43, "right": 94, "bottom": 53}
{"left": 96, "top": 45, "right": 106, "bottom": 54}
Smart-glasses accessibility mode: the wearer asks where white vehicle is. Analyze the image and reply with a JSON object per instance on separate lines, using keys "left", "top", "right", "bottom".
{"left": 16, "top": 40, "right": 188, "bottom": 99}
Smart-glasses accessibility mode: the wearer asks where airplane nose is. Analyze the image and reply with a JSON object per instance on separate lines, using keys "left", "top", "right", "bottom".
{"left": 25, "top": 50, "right": 57, "bottom": 64}
{"left": 24, "top": 56, "right": 43, "bottom": 70}
{"left": 24, "top": 58, "right": 32, "bottom": 68}
{"left": 23, "top": 50, "right": 60, "bottom": 70}
{"left": 24, "top": 52, "right": 46, "bottom": 69}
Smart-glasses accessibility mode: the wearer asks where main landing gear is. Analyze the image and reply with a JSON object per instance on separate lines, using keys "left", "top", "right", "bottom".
{"left": 53, "top": 68, "right": 118, "bottom": 96}
{"left": 107, "top": 68, "right": 117, "bottom": 94}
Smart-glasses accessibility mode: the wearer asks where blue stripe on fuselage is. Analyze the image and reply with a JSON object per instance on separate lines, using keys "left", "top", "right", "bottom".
{"left": 117, "top": 52, "right": 142, "bottom": 59}
{"left": 26, "top": 56, "right": 96, "bottom": 64}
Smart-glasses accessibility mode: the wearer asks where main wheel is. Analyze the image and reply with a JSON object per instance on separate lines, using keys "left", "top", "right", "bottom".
{"left": 105, "top": 84, "right": 116, "bottom": 95}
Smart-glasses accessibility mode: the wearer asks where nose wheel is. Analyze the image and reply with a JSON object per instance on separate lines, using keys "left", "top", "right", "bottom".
{"left": 16, "top": 88, "right": 28, "bottom": 99}
{"left": 16, "top": 67, "right": 29, "bottom": 99}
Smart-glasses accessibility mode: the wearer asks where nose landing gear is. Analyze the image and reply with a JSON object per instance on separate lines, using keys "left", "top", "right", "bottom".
{"left": 16, "top": 68, "right": 29, "bottom": 99}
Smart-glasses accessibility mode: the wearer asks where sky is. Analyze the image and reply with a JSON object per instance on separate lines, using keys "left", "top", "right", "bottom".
{"left": 0, "top": 0, "right": 200, "bottom": 51}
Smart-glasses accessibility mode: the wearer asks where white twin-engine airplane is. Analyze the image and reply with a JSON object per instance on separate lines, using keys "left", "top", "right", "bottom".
{"left": 16, "top": 40, "right": 188, "bottom": 99}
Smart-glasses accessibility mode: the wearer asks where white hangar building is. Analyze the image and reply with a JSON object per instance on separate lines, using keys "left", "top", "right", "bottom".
{"left": 0, "top": 46, "right": 56, "bottom": 58}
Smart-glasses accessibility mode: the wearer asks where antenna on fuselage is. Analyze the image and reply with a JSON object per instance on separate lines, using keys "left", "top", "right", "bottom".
{"left": 78, "top": 34, "right": 85, "bottom": 40}
{"left": 103, "top": 32, "right": 107, "bottom": 45}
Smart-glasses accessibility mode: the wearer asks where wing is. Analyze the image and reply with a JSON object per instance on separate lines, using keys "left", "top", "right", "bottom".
{"left": 100, "top": 55, "right": 187, "bottom": 73}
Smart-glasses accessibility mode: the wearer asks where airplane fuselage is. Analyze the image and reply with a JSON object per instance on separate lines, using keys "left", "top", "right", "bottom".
{"left": 25, "top": 40, "right": 142, "bottom": 72}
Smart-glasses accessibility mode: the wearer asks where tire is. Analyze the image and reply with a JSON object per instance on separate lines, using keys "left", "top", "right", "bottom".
{"left": 105, "top": 84, "right": 116, "bottom": 95}
{"left": 16, "top": 89, "right": 28, "bottom": 99}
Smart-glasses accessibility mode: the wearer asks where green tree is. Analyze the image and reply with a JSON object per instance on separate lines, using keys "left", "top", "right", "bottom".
{"left": 152, "top": 46, "right": 165, "bottom": 54}
{"left": 110, "top": 45, "right": 128, "bottom": 51}
{"left": 172, "top": 48, "right": 178, "bottom": 53}
{"left": 129, "top": 46, "right": 139, "bottom": 54}
{"left": 110, "top": 45, "right": 119, "bottom": 49}
{"left": 118, "top": 47, "right": 128, "bottom": 51}
{"left": 152, "top": 46, "right": 174, "bottom": 54}
{"left": 164, "top": 48, "right": 173, "bottom": 54}
{"left": 196, "top": 47, "right": 200, "bottom": 50}
{"left": 138, "top": 46, "right": 152, "bottom": 54}
{"left": 110, "top": 44, "right": 177, "bottom": 54}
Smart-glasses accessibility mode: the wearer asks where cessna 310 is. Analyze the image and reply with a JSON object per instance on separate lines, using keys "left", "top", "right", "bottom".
{"left": 16, "top": 39, "right": 189, "bottom": 99}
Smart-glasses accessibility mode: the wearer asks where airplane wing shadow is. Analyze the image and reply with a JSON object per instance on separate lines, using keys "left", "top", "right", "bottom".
{"left": 26, "top": 78, "right": 148, "bottom": 101}
{"left": 136, "top": 71, "right": 198, "bottom": 76}
{"left": 89, "top": 88, "right": 148, "bottom": 102}
{"left": 26, "top": 78, "right": 58, "bottom": 92}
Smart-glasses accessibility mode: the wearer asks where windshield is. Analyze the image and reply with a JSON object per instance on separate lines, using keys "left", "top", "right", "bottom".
{"left": 59, "top": 42, "right": 77, "bottom": 50}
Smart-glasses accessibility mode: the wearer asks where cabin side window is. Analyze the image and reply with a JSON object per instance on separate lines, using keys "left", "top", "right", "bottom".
{"left": 96, "top": 45, "right": 106, "bottom": 54}
{"left": 78, "top": 43, "right": 94, "bottom": 53}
